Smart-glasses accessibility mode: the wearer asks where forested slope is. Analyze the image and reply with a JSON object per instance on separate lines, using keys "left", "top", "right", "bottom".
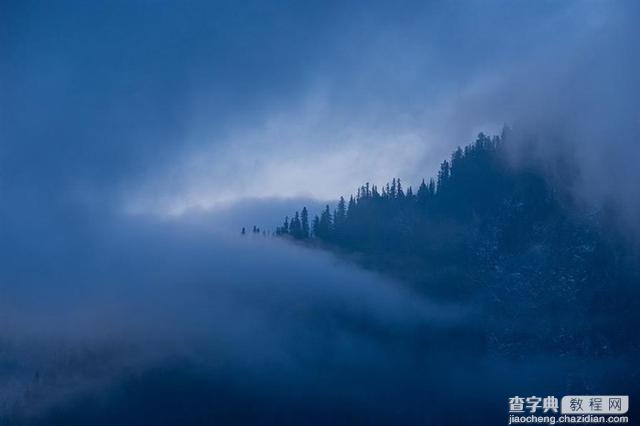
{"left": 274, "top": 133, "right": 640, "bottom": 356}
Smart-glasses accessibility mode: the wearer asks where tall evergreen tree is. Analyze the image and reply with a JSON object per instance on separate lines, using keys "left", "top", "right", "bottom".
{"left": 290, "top": 211, "right": 302, "bottom": 238}
{"left": 318, "top": 205, "right": 332, "bottom": 240}
{"left": 301, "top": 207, "right": 309, "bottom": 239}
{"left": 417, "top": 179, "right": 428, "bottom": 204}
{"left": 397, "top": 178, "right": 404, "bottom": 199}
{"left": 335, "top": 197, "right": 346, "bottom": 227}
{"left": 428, "top": 178, "right": 436, "bottom": 196}
{"left": 347, "top": 196, "right": 357, "bottom": 219}
{"left": 437, "top": 160, "right": 450, "bottom": 192}
{"left": 451, "top": 146, "right": 463, "bottom": 171}
{"left": 312, "top": 215, "right": 320, "bottom": 237}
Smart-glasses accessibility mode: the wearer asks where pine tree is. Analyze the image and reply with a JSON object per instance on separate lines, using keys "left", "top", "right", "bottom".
{"left": 318, "top": 205, "right": 332, "bottom": 240}
{"left": 417, "top": 179, "right": 429, "bottom": 206}
{"left": 372, "top": 185, "right": 380, "bottom": 198}
{"left": 397, "top": 178, "right": 404, "bottom": 199}
{"left": 437, "top": 160, "right": 450, "bottom": 193}
{"left": 301, "top": 207, "right": 309, "bottom": 239}
{"left": 428, "top": 178, "right": 436, "bottom": 196}
{"left": 451, "top": 146, "right": 463, "bottom": 171}
{"left": 290, "top": 211, "right": 302, "bottom": 239}
{"left": 347, "top": 196, "right": 356, "bottom": 219}
{"left": 335, "top": 197, "right": 346, "bottom": 227}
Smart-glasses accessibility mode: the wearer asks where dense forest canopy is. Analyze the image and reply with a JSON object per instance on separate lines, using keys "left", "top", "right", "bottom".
{"left": 269, "top": 132, "right": 640, "bottom": 356}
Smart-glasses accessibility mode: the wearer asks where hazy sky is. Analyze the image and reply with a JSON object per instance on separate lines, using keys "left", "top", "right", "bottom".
{"left": 3, "top": 0, "right": 637, "bottom": 221}
{"left": 1, "top": 2, "right": 638, "bottom": 422}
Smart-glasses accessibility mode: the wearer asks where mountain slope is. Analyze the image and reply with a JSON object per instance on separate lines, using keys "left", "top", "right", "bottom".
{"left": 274, "top": 133, "right": 640, "bottom": 356}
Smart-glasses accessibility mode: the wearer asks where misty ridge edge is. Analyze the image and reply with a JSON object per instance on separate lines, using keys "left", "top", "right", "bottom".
{"left": 253, "top": 129, "right": 640, "bottom": 356}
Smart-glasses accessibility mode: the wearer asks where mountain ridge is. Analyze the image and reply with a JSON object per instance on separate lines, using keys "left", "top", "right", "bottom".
{"left": 272, "top": 131, "right": 640, "bottom": 356}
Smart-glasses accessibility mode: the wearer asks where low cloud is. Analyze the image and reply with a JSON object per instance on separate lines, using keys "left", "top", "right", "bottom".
{"left": 0, "top": 211, "right": 467, "bottom": 421}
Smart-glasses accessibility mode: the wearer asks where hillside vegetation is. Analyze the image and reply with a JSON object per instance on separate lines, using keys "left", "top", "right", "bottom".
{"left": 275, "top": 132, "right": 640, "bottom": 356}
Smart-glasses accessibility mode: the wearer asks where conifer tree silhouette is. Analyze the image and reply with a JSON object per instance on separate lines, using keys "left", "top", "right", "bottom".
{"left": 301, "top": 207, "right": 309, "bottom": 239}
{"left": 312, "top": 215, "right": 320, "bottom": 238}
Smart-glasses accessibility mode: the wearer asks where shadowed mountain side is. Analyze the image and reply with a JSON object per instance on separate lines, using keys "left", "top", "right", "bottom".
{"left": 275, "top": 133, "right": 640, "bottom": 359}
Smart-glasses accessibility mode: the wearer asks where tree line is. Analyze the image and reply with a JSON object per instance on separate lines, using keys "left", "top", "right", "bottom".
{"left": 275, "top": 131, "right": 504, "bottom": 248}
{"left": 270, "top": 130, "right": 640, "bottom": 356}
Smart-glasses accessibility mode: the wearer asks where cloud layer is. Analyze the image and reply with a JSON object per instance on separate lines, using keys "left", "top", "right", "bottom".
{"left": 5, "top": 1, "right": 637, "bottom": 223}
{"left": 2, "top": 213, "right": 630, "bottom": 424}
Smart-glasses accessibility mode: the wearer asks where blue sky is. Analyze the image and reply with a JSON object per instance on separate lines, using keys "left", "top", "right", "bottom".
{"left": 1, "top": 0, "right": 638, "bottom": 219}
